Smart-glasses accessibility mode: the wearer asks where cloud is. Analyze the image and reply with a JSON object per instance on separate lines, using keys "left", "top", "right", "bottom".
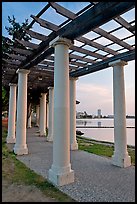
{"left": 76, "top": 82, "right": 113, "bottom": 115}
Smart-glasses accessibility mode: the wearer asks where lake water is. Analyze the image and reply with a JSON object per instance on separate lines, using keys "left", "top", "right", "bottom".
{"left": 76, "top": 118, "right": 135, "bottom": 146}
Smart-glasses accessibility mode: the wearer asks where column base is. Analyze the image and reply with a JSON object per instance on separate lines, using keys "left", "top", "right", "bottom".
{"left": 39, "top": 131, "right": 46, "bottom": 136}
{"left": 48, "top": 165, "right": 74, "bottom": 186}
{"left": 46, "top": 135, "right": 53, "bottom": 142}
{"left": 112, "top": 153, "right": 131, "bottom": 168}
{"left": 6, "top": 137, "right": 16, "bottom": 144}
{"left": 70, "top": 142, "right": 78, "bottom": 150}
{"left": 13, "top": 144, "right": 28, "bottom": 155}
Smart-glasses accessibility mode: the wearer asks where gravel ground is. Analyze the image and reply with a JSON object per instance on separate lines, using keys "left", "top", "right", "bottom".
{"left": 17, "top": 127, "right": 135, "bottom": 202}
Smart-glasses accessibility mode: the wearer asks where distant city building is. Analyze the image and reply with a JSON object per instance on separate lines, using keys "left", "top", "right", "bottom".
{"left": 97, "top": 109, "right": 101, "bottom": 118}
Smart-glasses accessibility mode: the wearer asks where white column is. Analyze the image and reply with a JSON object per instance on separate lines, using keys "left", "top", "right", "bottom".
{"left": 48, "top": 36, "right": 74, "bottom": 186}
{"left": 7, "top": 83, "right": 17, "bottom": 143}
{"left": 47, "top": 102, "right": 49, "bottom": 129}
{"left": 36, "top": 105, "right": 40, "bottom": 127}
{"left": 47, "top": 87, "right": 54, "bottom": 142}
{"left": 14, "top": 69, "right": 30, "bottom": 155}
{"left": 27, "top": 104, "right": 31, "bottom": 128}
{"left": 109, "top": 59, "right": 131, "bottom": 167}
{"left": 70, "top": 77, "right": 78, "bottom": 150}
{"left": 39, "top": 93, "right": 46, "bottom": 136}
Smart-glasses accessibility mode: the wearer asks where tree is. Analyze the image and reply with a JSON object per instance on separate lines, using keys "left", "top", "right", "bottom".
{"left": 2, "top": 15, "right": 31, "bottom": 58}
{"left": 2, "top": 15, "right": 31, "bottom": 110}
{"left": 2, "top": 87, "right": 9, "bottom": 111}
{"left": 5, "top": 15, "right": 31, "bottom": 41}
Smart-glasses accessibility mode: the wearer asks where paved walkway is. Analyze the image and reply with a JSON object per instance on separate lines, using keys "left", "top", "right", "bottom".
{"left": 17, "top": 127, "right": 135, "bottom": 202}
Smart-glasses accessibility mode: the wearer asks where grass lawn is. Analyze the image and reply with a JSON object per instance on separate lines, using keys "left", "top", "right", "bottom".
{"left": 2, "top": 126, "right": 135, "bottom": 202}
{"left": 2, "top": 127, "right": 75, "bottom": 202}
{"left": 77, "top": 135, "right": 135, "bottom": 165}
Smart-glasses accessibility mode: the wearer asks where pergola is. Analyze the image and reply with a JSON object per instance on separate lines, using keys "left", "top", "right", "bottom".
{"left": 3, "top": 2, "right": 135, "bottom": 186}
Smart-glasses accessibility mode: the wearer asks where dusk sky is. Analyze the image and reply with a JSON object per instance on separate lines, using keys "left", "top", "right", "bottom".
{"left": 2, "top": 2, "right": 135, "bottom": 116}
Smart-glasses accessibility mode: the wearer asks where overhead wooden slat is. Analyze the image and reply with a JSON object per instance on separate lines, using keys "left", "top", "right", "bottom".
{"left": 71, "top": 45, "right": 106, "bottom": 60}
{"left": 7, "top": 53, "right": 26, "bottom": 61}
{"left": 59, "top": 2, "right": 134, "bottom": 39}
{"left": 47, "top": 53, "right": 94, "bottom": 64}
{"left": 49, "top": 2, "right": 76, "bottom": 19}
{"left": 70, "top": 54, "right": 94, "bottom": 63}
{"left": 12, "top": 47, "right": 33, "bottom": 56}
{"left": 19, "top": 2, "right": 134, "bottom": 71}
{"left": 70, "top": 49, "right": 135, "bottom": 77}
{"left": 77, "top": 36, "right": 118, "bottom": 55}
{"left": 114, "top": 16, "right": 135, "bottom": 34}
{"left": 3, "top": 59, "right": 21, "bottom": 65}
{"left": 15, "top": 38, "right": 39, "bottom": 49}
{"left": 31, "top": 3, "right": 119, "bottom": 60}
{"left": 94, "top": 27, "right": 133, "bottom": 51}
{"left": 31, "top": 15, "right": 59, "bottom": 31}
{"left": 46, "top": 56, "right": 87, "bottom": 67}
{"left": 23, "top": 29, "right": 48, "bottom": 41}
{"left": 30, "top": 15, "right": 108, "bottom": 59}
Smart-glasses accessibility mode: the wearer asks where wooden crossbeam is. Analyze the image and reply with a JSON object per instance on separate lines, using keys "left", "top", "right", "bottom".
{"left": 23, "top": 29, "right": 48, "bottom": 41}
{"left": 94, "top": 27, "right": 134, "bottom": 51}
{"left": 7, "top": 53, "right": 26, "bottom": 61}
{"left": 31, "top": 15, "right": 59, "bottom": 31}
{"left": 50, "top": 2, "right": 133, "bottom": 52}
{"left": 3, "top": 59, "right": 21, "bottom": 65}
{"left": 114, "top": 16, "right": 135, "bottom": 34}
{"left": 12, "top": 47, "right": 33, "bottom": 55}
{"left": 47, "top": 53, "right": 94, "bottom": 64}
{"left": 31, "top": 15, "right": 106, "bottom": 60}
{"left": 46, "top": 55, "right": 87, "bottom": 67}
{"left": 15, "top": 38, "right": 39, "bottom": 49}
{"left": 70, "top": 49, "right": 135, "bottom": 77}
{"left": 18, "top": 2, "right": 135, "bottom": 72}
{"left": 71, "top": 45, "right": 106, "bottom": 60}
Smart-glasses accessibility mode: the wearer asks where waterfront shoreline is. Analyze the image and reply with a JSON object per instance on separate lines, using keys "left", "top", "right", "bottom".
{"left": 76, "top": 135, "right": 135, "bottom": 149}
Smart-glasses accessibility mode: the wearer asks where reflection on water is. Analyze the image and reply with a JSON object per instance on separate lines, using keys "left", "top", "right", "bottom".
{"left": 76, "top": 118, "right": 135, "bottom": 127}
{"left": 76, "top": 119, "right": 135, "bottom": 146}
{"left": 98, "top": 121, "right": 101, "bottom": 127}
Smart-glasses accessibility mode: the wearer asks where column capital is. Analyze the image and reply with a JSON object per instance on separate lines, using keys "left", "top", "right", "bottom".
{"left": 70, "top": 77, "right": 79, "bottom": 81}
{"left": 48, "top": 86, "right": 54, "bottom": 90}
{"left": 109, "top": 59, "right": 128, "bottom": 67}
{"left": 9, "top": 83, "right": 17, "bottom": 87}
{"left": 40, "top": 92, "right": 47, "bottom": 97}
{"left": 49, "top": 36, "right": 73, "bottom": 48}
{"left": 16, "top": 69, "right": 30, "bottom": 74}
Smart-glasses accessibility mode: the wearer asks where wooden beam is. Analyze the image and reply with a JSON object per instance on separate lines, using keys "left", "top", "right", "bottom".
{"left": 7, "top": 53, "right": 26, "bottom": 61}
{"left": 77, "top": 36, "right": 118, "bottom": 55}
{"left": 19, "top": 2, "right": 134, "bottom": 71}
{"left": 59, "top": 2, "right": 134, "bottom": 39}
{"left": 23, "top": 29, "right": 48, "bottom": 41}
{"left": 15, "top": 38, "right": 39, "bottom": 49}
{"left": 30, "top": 15, "right": 109, "bottom": 59}
{"left": 31, "top": 15, "right": 59, "bottom": 31}
{"left": 50, "top": 2, "right": 118, "bottom": 55}
{"left": 94, "top": 27, "right": 134, "bottom": 51}
{"left": 71, "top": 45, "right": 106, "bottom": 60}
{"left": 3, "top": 59, "right": 21, "bottom": 65}
{"left": 49, "top": 2, "right": 76, "bottom": 19}
{"left": 44, "top": 56, "right": 87, "bottom": 67}
{"left": 69, "top": 54, "right": 94, "bottom": 63}
{"left": 114, "top": 16, "right": 135, "bottom": 35}
{"left": 12, "top": 47, "right": 33, "bottom": 55}
{"left": 70, "top": 49, "right": 135, "bottom": 77}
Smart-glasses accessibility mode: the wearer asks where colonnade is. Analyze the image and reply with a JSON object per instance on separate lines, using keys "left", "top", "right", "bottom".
{"left": 7, "top": 36, "right": 131, "bottom": 186}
